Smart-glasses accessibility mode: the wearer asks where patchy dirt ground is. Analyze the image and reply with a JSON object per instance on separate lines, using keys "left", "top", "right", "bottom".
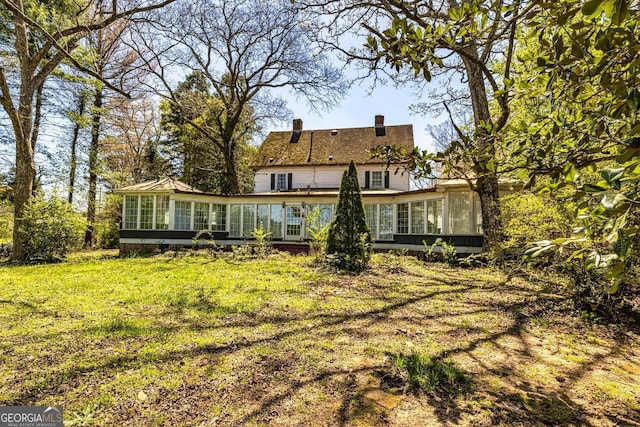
{"left": 1, "top": 252, "right": 638, "bottom": 426}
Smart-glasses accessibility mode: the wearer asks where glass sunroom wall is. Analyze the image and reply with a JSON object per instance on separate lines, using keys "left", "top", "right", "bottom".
{"left": 426, "top": 199, "right": 442, "bottom": 234}
{"left": 124, "top": 195, "right": 138, "bottom": 229}
{"left": 448, "top": 192, "right": 471, "bottom": 234}
{"left": 155, "top": 196, "right": 170, "bottom": 229}
{"left": 379, "top": 204, "right": 393, "bottom": 240}
{"left": 270, "top": 204, "right": 283, "bottom": 238}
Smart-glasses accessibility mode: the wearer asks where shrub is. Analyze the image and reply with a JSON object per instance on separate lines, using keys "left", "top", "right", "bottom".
{"left": 306, "top": 207, "right": 330, "bottom": 263}
{"left": 19, "top": 193, "right": 85, "bottom": 261}
{"left": 326, "top": 161, "right": 372, "bottom": 272}
{"left": 501, "top": 192, "right": 571, "bottom": 258}
{"left": 0, "top": 199, "right": 13, "bottom": 252}
{"left": 423, "top": 238, "right": 457, "bottom": 264}
{"left": 252, "top": 223, "right": 272, "bottom": 258}
{"left": 95, "top": 194, "right": 121, "bottom": 249}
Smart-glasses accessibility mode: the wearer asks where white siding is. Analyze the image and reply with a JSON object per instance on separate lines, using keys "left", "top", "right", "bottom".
{"left": 253, "top": 165, "right": 410, "bottom": 192}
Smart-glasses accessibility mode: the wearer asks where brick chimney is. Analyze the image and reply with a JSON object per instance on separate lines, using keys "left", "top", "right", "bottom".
{"left": 293, "top": 118, "right": 303, "bottom": 131}
{"left": 375, "top": 115, "right": 385, "bottom": 136}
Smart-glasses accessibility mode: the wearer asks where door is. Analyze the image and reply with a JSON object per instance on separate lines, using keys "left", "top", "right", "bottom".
{"left": 285, "top": 205, "right": 304, "bottom": 240}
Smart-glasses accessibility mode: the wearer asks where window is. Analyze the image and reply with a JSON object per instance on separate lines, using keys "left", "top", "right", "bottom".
{"left": 365, "top": 205, "right": 378, "bottom": 238}
{"left": 155, "top": 196, "right": 169, "bottom": 230}
{"left": 211, "top": 204, "right": 226, "bottom": 231}
{"left": 426, "top": 200, "right": 442, "bottom": 234}
{"left": 449, "top": 192, "right": 470, "bottom": 234}
{"left": 242, "top": 204, "right": 256, "bottom": 237}
{"left": 257, "top": 204, "right": 269, "bottom": 231}
{"left": 139, "top": 196, "right": 154, "bottom": 229}
{"left": 174, "top": 201, "right": 192, "bottom": 230}
{"left": 286, "top": 206, "right": 303, "bottom": 237}
{"left": 306, "top": 204, "right": 333, "bottom": 238}
{"left": 410, "top": 201, "right": 425, "bottom": 234}
{"left": 473, "top": 193, "right": 483, "bottom": 234}
{"left": 397, "top": 203, "right": 409, "bottom": 234}
{"left": 229, "top": 205, "right": 241, "bottom": 236}
{"left": 371, "top": 171, "right": 383, "bottom": 189}
{"left": 277, "top": 173, "right": 287, "bottom": 190}
{"left": 124, "top": 195, "right": 138, "bottom": 229}
{"left": 379, "top": 204, "right": 393, "bottom": 240}
{"left": 270, "top": 205, "right": 283, "bottom": 238}
{"left": 194, "top": 202, "right": 209, "bottom": 230}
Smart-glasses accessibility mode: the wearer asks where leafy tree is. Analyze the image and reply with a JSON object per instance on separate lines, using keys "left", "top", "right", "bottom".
{"left": 326, "top": 161, "right": 372, "bottom": 273}
{"left": 519, "top": 0, "right": 640, "bottom": 293}
{"left": 159, "top": 72, "right": 255, "bottom": 194}
{"left": 306, "top": 0, "right": 527, "bottom": 254}
{"left": 0, "top": 0, "right": 175, "bottom": 260}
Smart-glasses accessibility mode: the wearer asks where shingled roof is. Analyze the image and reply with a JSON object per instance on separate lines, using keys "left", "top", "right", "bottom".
{"left": 115, "top": 177, "right": 203, "bottom": 194}
{"left": 250, "top": 122, "right": 414, "bottom": 168}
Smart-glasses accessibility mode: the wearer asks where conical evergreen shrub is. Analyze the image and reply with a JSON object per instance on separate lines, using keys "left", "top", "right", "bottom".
{"left": 326, "top": 161, "right": 372, "bottom": 272}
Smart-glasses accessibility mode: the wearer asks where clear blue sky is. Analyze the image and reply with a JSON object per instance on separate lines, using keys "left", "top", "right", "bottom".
{"left": 272, "top": 81, "right": 443, "bottom": 152}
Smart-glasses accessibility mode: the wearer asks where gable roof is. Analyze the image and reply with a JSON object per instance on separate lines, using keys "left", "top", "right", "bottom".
{"left": 250, "top": 124, "right": 414, "bottom": 168}
{"left": 115, "top": 177, "right": 203, "bottom": 194}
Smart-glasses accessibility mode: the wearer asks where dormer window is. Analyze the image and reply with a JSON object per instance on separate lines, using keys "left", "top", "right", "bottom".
{"left": 270, "top": 173, "right": 293, "bottom": 191}
{"left": 277, "top": 173, "right": 287, "bottom": 190}
{"left": 364, "top": 170, "right": 390, "bottom": 189}
{"left": 371, "top": 171, "right": 383, "bottom": 189}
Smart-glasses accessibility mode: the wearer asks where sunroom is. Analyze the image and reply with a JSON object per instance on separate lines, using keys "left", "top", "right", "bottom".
{"left": 116, "top": 178, "right": 515, "bottom": 254}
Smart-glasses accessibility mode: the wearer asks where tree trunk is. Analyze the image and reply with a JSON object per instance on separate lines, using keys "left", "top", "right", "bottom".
{"left": 85, "top": 88, "right": 102, "bottom": 248}
{"left": 10, "top": 90, "right": 36, "bottom": 261}
{"left": 462, "top": 51, "right": 504, "bottom": 253}
{"left": 68, "top": 94, "right": 86, "bottom": 204}
{"left": 222, "top": 145, "right": 240, "bottom": 195}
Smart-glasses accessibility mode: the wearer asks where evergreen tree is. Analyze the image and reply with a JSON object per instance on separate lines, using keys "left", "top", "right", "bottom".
{"left": 326, "top": 161, "right": 372, "bottom": 272}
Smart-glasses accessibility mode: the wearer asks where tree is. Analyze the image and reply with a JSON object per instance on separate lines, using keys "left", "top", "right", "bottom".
{"left": 159, "top": 72, "right": 255, "bottom": 194}
{"left": 518, "top": 0, "right": 640, "bottom": 292}
{"left": 101, "top": 96, "right": 171, "bottom": 187}
{"left": 0, "top": 0, "right": 175, "bottom": 260}
{"left": 66, "top": 88, "right": 91, "bottom": 205}
{"left": 326, "top": 161, "right": 372, "bottom": 273}
{"left": 132, "top": 0, "right": 344, "bottom": 194}
{"left": 83, "top": 18, "right": 148, "bottom": 247}
{"left": 305, "top": 0, "right": 530, "bottom": 254}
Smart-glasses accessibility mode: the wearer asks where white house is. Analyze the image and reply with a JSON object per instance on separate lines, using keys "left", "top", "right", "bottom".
{"left": 116, "top": 116, "right": 518, "bottom": 254}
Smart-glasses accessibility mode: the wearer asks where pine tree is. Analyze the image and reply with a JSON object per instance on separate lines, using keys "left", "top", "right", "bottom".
{"left": 326, "top": 161, "right": 372, "bottom": 272}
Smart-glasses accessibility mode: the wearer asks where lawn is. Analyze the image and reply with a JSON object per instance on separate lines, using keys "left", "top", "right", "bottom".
{"left": 1, "top": 251, "right": 639, "bottom": 426}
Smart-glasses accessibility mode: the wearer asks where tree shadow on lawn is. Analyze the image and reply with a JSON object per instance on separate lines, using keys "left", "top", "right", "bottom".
{"left": 6, "top": 269, "right": 640, "bottom": 425}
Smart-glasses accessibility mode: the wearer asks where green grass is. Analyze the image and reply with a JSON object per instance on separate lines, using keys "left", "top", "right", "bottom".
{"left": 391, "top": 351, "right": 469, "bottom": 394}
{"left": 0, "top": 251, "right": 638, "bottom": 426}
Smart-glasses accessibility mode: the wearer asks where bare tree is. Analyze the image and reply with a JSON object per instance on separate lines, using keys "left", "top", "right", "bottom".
{"left": 101, "top": 96, "right": 169, "bottom": 187}
{"left": 0, "top": 0, "right": 175, "bottom": 260}
{"left": 83, "top": 18, "right": 150, "bottom": 248}
{"left": 130, "top": 0, "right": 345, "bottom": 194}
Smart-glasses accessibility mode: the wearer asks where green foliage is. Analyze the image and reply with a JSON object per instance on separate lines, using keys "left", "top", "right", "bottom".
{"left": 0, "top": 199, "right": 12, "bottom": 244}
{"left": 392, "top": 350, "right": 469, "bottom": 394}
{"left": 306, "top": 207, "right": 330, "bottom": 263}
{"left": 517, "top": 0, "right": 640, "bottom": 293}
{"left": 423, "top": 238, "right": 457, "bottom": 264}
{"left": 252, "top": 223, "right": 272, "bottom": 258}
{"left": 19, "top": 193, "right": 85, "bottom": 261}
{"left": 159, "top": 71, "right": 257, "bottom": 194}
{"left": 325, "top": 161, "right": 372, "bottom": 272}
{"left": 94, "top": 194, "right": 121, "bottom": 249}
{"left": 500, "top": 192, "right": 571, "bottom": 257}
